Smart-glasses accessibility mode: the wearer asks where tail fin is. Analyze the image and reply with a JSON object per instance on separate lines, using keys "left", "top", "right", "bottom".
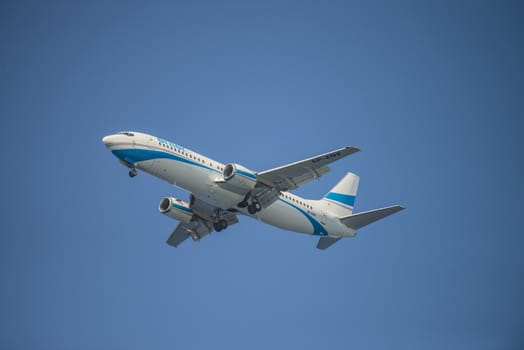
{"left": 321, "top": 172, "right": 359, "bottom": 216}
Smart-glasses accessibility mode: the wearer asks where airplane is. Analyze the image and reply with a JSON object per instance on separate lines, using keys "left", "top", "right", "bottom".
{"left": 102, "top": 131, "right": 405, "bottom": 250}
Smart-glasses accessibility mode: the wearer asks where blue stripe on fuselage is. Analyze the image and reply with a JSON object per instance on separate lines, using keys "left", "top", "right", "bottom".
{"left": 279, "top": 199, "right": 328, "bottom": 236}
{"left": 111, "top": 148, "right": 220, "bottom": 173}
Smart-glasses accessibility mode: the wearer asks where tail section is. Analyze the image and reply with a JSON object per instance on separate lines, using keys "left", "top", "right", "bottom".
{"left": 321, "top": 172, "right": 359, "bottom": 216}
{"left": 317, "top": 172, "right": 405, "bottom": 250}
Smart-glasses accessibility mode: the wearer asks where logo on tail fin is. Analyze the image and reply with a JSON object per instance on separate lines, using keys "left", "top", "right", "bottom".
{"left": 324, "top": 192, "right": 356, "bottom": 207}
{"left": 321, "top": 172, "right": 360, "bottom": 216}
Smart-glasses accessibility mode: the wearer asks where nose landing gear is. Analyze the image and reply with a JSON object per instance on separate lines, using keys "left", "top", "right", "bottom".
{"left": 119, "top": 158, "right": 137, "bottom": 177}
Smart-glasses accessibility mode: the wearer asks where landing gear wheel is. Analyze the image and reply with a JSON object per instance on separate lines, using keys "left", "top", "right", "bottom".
{"left": 237, "top": 192, "right": 251, "bottom": 208}
{"left": 128, "top": 169, "right": 137, "bottom": 177}
{"left": 214, "top": 219, "right": 228, "bottom": 232}
{"left": 248, "top": 204, "right": 257, "bottom": 215}
{"left": 254, "top": 202, "right": 262, "bottom": 212}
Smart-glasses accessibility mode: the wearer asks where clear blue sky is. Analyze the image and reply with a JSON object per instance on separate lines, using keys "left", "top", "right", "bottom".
{"left": 1, "top": 1, "right": 523, "bottom": 349}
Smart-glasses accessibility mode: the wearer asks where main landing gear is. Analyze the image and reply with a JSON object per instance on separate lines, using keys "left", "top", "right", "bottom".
{"left": 213, "top": 219, "right": 228, "bottom": 232}
{"left": 237, "top": 192, "right": 262, "bottom": 214}
{"left": 247, "top": 201, "right": 262, "bottom": 215}
{"left": 213, "top": 208, "right": 228, "bottom": 232}
{"left": 128, "top": 168, "right": 137, "bottom": 178}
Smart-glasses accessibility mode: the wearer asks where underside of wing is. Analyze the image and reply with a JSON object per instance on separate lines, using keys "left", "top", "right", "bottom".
{"left": 166, "top": 219, "right": 212, "bottom": 247}
{"left": 257, "top": 146, "right": 360, "bottom": 191}
{"left": 166, "top": 195, "right": 239, "bottom": 248}
{"left": 190, "top": 194, "right": 239, "bottom": 226}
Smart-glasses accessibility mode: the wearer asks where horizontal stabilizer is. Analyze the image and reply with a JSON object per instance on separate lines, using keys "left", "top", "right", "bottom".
{"left": 317, "top": 237, "right": 342, "bottom": 250}
{"left": 340, "top": 205, "right": 405, "bottom": 230}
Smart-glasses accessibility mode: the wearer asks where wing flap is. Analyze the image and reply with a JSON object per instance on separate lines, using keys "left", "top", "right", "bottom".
{"left": 166, "top": 223, "right": 192, "bottom": 247}
{"left": 166, "top": 218, "right": 213, "bottom": 248}
{"left": 340, "top": 205, "right": 405, "bottom": 230}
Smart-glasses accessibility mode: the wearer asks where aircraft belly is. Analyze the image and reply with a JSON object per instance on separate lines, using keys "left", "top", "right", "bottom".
{"left": 259, "top": 200, "right": 314, "bottom": 235}
{"left": 140, "top": 157, "right": 241, "bottom": 208}
{"left": 136, "top": 159, "right": 156, "bottom": 171}
{"left": 141, "top": 158, "right": 205, "bottom": 186}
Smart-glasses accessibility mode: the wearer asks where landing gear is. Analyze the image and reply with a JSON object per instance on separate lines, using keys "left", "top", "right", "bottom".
{"left": 247, "top": 201, "right": 262, "bottom": 215}
{"left": 238, "top": 192, "right": 262, "bottom": 214}
{"left": 212, "top": 208, "right": 228, "bottom": 232}
{"left": 213, "top": 219, "right": 228, "bottom": 232}
{"left": 237, "top": 192, "right": 251, "bottom": 208}
{"left": 120, "top": 158, "right": 137, "bottom": 177}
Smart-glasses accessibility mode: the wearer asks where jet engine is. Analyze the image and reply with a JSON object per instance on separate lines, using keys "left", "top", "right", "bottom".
{"left": 158, "top": 197, "right": 193, "bottom": 223}
{"left": 222, "top": 163, "right": 257, "bottom": 191}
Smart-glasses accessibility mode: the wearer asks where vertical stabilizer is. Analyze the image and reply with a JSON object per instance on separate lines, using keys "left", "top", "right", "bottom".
{"left": 321, "top": 172, "right": 359, "bottom": 216}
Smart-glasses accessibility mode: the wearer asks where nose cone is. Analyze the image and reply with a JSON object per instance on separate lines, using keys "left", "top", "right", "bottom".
{"left": 102, "top": 135, "right": 117, "bottom": 148}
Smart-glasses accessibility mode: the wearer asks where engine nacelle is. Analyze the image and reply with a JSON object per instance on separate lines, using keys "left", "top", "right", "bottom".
{"left": 158, "top": 197, "right": 193, "bottom": 223}
{"left": 223, "top": 163, "right": 257, "bottom": 191}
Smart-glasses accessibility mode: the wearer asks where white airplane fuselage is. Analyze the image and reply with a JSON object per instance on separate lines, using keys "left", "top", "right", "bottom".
{"left": 103, "top": 132, "right": 353, "bottom": 238}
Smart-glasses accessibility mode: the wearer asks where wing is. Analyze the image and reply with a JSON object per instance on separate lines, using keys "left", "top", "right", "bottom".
{"left": 166, "top": 195, "right": 239, "bottom": 248}
{"left": 257, "top": 146, "right": 360, "bottom": 191}
{"left": 166, "top": 219, "right": 210, "bottom": 247}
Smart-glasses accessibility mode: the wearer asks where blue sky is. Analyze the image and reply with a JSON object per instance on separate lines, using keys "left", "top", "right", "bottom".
{"left": 1, "top": 1, "right": 523, "bottom": 349}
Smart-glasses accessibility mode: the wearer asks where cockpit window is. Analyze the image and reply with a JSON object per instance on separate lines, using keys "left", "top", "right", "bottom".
{"left": 118, "top": 132, "right": 134, "bottom": 137}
